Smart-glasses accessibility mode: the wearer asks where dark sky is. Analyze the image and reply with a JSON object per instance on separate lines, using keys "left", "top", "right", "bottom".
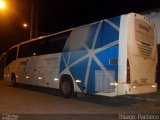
{"left": 0, "top": 0, "right": 160, "bottom": 54}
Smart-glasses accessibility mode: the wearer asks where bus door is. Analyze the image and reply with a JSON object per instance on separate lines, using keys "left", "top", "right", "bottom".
{"left": 4, "top": 47, "right": 18, "bottom": 81}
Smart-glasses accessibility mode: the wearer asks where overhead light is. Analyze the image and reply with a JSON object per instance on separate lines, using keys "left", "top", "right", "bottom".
{"left": 0, "top": 0, "right": 6, "bottom": 9}
{"left": 23, "top": 23, "right": 28, "bottom": 28}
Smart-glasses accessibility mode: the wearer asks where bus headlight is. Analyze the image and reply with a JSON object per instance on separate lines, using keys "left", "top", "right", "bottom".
{"left": 133, "top": 86, "right": 136, "bottom": 89}
{"left": 25, "top": 76, "right": 29, "bottom": 79}
{"left": 76, "top": 80, "right": 81, "bottom": 83}
{"left": 38, "top": 77, "right": 42, "bottom": 80}
{"left": 110, "top": 82, "right": 118, "bottom": 86}
{"left": 115, "top": 83, "right": 118, "bottom": 86}
{"left": 54, "top": 78, "right": 59, "bottom": 81}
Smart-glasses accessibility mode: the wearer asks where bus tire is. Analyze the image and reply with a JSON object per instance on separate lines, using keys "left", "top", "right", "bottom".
{"left": 11, "top": 73, "right": 16, "bottom": 86}
{"left": 60, "top": 75, "right": 73, "bottom": 98}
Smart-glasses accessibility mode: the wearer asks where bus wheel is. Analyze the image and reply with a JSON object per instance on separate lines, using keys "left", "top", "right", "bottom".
{"left": 11, "top": 73, "right": 16, "bottom": 86}
{"left": 60, "top": 76, "right": 73, "bottom": 98}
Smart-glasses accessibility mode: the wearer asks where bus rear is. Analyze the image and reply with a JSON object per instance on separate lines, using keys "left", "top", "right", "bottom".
{"left": 118, "top": 13, "right": 157, "bottom": 95}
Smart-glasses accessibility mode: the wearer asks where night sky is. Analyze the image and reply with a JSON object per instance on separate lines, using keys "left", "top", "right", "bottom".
{"left": 0, "top": 0, "right": 160, "bottom": 54}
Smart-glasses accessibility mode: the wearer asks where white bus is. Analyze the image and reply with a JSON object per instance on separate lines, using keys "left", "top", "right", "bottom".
{"left": 4, "top": 13, "right": 157, "bottom": 98}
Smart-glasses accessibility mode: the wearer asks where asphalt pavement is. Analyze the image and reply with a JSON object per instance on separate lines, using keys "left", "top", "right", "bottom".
{"left": 0, "top": 80, "right": 160, "bottom": 120}
{"left": 122, "top": 91, "right": 160, "bottom": 103}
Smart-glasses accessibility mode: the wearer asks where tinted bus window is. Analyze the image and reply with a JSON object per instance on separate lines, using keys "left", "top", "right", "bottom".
{"left": 19, "top": 41, "right": 40, "bottom": 58}
{"left": 36, "top": 40, "right": 46, "bottom": 55}
{"left": 35, "top": 33, "right": 69, "bottom": 55}
{"left": 45, "top": 35, "right": 67, "bottom": 54}
{"left": 18, "top": 32, "right": 70, "bottom": 58}
{"left": 18, "top": 43, "right": 32, "bottom": 58}
{"left": 5, "top": 47, "right": 18, "bottom": 66}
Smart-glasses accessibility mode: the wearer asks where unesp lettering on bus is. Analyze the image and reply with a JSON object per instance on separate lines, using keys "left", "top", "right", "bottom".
{"left": 139, "top": 24, "right": 151, "bottom": 32}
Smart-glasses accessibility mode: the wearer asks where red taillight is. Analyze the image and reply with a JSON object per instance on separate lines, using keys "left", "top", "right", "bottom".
{"left": 126, "top": 59, "right": 130, "bottom": 84}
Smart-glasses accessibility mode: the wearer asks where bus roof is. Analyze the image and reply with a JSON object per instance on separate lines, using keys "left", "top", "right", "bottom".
{"left": 7, "top": 13, "right": 155, "bottom": 50}
{"left": 20, "top": 19, "right": 104, "bottom": 45}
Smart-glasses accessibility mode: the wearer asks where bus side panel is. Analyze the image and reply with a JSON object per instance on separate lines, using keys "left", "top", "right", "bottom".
{"left": 60, "top": 16, "right": 120, "bottom": 96}
{"left": 60, "top": 22, "right": 102, "bottom": 93}
{"left": 16, "top": 53, "right": 61, "bottom": 88}
{"left": 118, "top": 15, "right": 128, "bottom": 95}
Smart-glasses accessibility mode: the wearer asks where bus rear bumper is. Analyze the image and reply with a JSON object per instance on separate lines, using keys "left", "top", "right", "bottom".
{"left": 124, "top": 84, "right": 157, "bottom": 95}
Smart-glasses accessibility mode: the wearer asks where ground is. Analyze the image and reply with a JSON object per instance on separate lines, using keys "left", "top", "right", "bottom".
{"left": 0, "top": 80, "right": 160, "bottom": 120}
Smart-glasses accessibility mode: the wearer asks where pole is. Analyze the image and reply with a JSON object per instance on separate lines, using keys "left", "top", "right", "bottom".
{"left": 35, "top": 7, "right": 38, "bottom": 37}
{"left": 30, "top": 3, "right": 33, "bottom": 40}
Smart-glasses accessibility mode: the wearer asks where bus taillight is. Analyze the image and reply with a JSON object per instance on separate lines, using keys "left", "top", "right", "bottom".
{"left": 126, "top": 59, "right": 130, "bottom": 84}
